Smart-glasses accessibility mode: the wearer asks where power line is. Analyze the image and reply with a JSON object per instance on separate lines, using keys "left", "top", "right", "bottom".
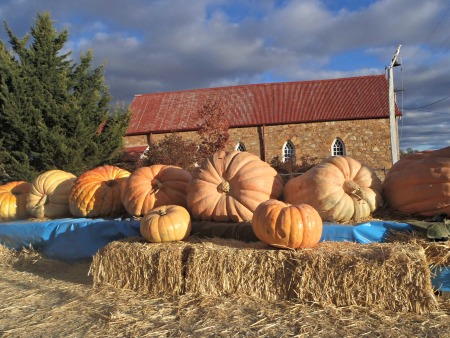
{"left": 403, "top": 94, "right": 450, "bottom": 110}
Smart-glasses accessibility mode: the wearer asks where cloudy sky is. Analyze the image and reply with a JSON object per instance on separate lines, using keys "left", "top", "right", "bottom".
{"left": 1, "top": 0, "right": 449, "bottom": 151}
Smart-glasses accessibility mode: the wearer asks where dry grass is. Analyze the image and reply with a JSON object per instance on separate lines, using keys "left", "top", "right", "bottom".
{"left": 1, "top": 205, "right": 449, "bottom": 337}
{"left": 0, "top": 245, "right": 449, "bottom": 337}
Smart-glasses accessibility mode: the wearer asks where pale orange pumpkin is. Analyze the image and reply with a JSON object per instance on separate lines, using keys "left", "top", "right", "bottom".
{"left": 121, "top": 165, "right": 192, "bottom": 217}
{"left": 283, "top": 156, "right": 383, "bottom": 222}
{"left": 27, "top": 170, "right": 76, "bottom": 219}
{"left": 186, "top": 150, "right": 284, "bottom": 222}
{"left": 140, "top": 205, "right": 191, "bottom": 243}
{"left": 252, "top": 199, "right": 323, "bottom": 249}
{"left": 383, "top": 146, "right": 450, "bottom": 216}
{"left": 0, "top": 181, "right": 32, "bottom": 221}
{"left": 69, "top": 165, "right": 130, "bottom": 218}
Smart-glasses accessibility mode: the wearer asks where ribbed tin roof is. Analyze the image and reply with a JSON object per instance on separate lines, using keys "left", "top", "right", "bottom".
{"left": 126, "top": 74, "right": 401, "bottom": 135}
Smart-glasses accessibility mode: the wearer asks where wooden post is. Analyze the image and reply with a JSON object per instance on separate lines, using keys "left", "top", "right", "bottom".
{"left": 388, "top": 45, "right": 401, "bottom": 165}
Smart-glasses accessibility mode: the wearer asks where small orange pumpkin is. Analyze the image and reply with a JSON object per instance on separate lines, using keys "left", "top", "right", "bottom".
{"left": 383, "top": 146, "right": 450, "bottom": 216}
{"left": 27, "top": 170, "right": 77, "bottom": 219}
{"left": 283, "top": 156, "right": 382, "bottom": 222}
{"left": 252, "top": 199, "right": 323, "bottom": 249}
{"left": 140, "top": 205, "right": 191, "bottom": 243}
{"left": 187, "top": 150, "right": 283, "bottom": 222}
{"left": 69, "top": 165, "right": 130, "bottom": 218}
{"left": 0, "top": 181, "right": 32, "bottom": 221}
{"left": 121, "top": 164, "right": 192, "bottom": 217}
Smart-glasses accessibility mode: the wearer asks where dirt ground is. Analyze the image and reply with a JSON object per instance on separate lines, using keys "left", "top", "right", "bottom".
{"left": 0, "top": 246, "right": 449, "bottom": 338}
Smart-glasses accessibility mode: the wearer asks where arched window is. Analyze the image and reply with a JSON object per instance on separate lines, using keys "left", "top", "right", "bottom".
{"left": 282, "top": 140, "right": 295, "bottom": 162}
{"left": 331, "top": 138, "right": 345, "bottom": 156}
{"left": 235, "top": 142, "right": 246, "bottom": 152}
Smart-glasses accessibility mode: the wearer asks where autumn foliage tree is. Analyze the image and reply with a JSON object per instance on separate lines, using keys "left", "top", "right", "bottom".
{"left": 138, "top": 134, "right": 198, "bottom": 171}
{"left": 136, "top": 97, "right": 230, "bottom": 170}
{"left": 196, "top": 97, "right": 230, "bottom": 161}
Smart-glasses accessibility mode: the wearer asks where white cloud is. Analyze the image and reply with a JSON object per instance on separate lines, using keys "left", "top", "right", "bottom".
{"left": 0, "top": 0, "right": 449, "bottom": 150}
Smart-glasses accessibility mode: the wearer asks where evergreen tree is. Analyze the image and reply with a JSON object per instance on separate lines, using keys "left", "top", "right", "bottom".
{"left": 0, "top": 12, "right": 130, "bottom": 183}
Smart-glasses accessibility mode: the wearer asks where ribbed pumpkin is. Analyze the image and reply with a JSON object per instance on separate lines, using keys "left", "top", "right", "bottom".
{"left": 27, "top": 170, "right": 77, "bottom": 219}
{"left": 187, "top": 150, "right": 283, "bottom": 222}
{"left": 383, "top": 146, "right": 450, "bottom": 216}
{"left": 121, "top": 165, "right": 192, "bottom": 217}
{"left": 283, "top": 156, "right": 383, "bottom": 222}
{"left": 69, "top": 165, "right": 130, "bottom": 218}
{"left": 0, "top": 181, "right": 32, "bottom": 221}
{"left": 252, "top": 199, "right": 323, "bottom": 249}
{"left": 140, "top": 205, "right": 191, "bottom": 243}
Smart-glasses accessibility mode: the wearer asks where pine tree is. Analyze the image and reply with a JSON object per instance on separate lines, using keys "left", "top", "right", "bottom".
{"left": 0, "top": 12, "right": 130, "bottom": 183}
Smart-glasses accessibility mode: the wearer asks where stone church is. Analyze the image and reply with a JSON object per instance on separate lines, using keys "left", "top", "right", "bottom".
{"left": 124, "top": 74, "right": 401, "bottom": 179}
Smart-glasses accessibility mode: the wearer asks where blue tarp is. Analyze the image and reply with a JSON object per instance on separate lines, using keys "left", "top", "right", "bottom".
{"left": 0, "top": 218, "right": 140, "bottom": 261}
{"left": 0, "top": 218, "right": 448, "bottom": 291}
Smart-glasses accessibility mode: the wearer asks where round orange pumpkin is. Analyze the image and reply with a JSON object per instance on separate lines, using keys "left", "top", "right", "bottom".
{"left": 27, "top": 170, "right": 76, "bottom": 219}
{"left": 69, "top": 165, "right": 130, "bottom": 218}
{"left": 186, "top": 150, "right": 284, "bottom": 222}
{"left": 140, "top": 205, "right": 191, "bottom": 243}
{"left": 283, "top": 156, "right": 383, "bottom": 222}
{"left": 121, "top": 165, "right": 192, "bottom": 217}
{"left": 252, "top": 199, "right": 323, "bottom": 249}
{"left": 383, "top": 146, "right": 450, "bottom": 216}
{"left": 0, "top": 181, "right": 32, "bottom": 221}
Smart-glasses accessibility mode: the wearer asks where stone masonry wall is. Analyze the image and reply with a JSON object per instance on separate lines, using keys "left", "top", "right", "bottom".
{"left": 124, "top": 118, "right": 393, "bottom": 180}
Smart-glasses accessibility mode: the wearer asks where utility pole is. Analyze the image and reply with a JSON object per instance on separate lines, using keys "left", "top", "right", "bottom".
{"left": 388, "top": 45, "right": 401, "bottom": 165}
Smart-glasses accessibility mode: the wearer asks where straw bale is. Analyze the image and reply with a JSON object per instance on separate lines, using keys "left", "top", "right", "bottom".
{"left": 90, "top": 237, "right": 191, "bottom": 296}
{"left": 186, "top": 239, "right": 438, "bottom": 313}
{"left": 386, "top": 230, "right": 450, "bottom": 268}
{"left": 90, "top": 237, "right": 438, "bottom": 313}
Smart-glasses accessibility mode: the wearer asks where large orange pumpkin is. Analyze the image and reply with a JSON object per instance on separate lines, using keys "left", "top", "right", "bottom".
{"left": 383, "top": 146, "right": 450, "bottom": 216}
{"left": 140, "top": 205, "right": 191, "bottom": 243}
{"left": 27, "top": 170, "right": 77, "bottom": 219}
{"left": 252, "top": 199, "right": 323, "bottom": 249}
{"left": 121, "top": 165, "right": 192, "bottom": 217}
{"left": 0, "top": 181, "right": 32, "bottom": 221}
{"left": 283, "top": 156, "right": 383, "bottom": 222}
{"left": 69, "top": 165, "right": 130, "bottom": 218}
{"left": 186, "top": 150, "right": 283, "bottom": 222}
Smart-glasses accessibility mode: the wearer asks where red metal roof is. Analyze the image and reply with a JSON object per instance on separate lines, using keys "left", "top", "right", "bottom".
{"left": 126, "top": 75, "right": 401, "bottom": 135}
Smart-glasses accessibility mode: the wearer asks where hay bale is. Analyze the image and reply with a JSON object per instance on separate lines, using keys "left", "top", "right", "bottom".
{"left": 90, "top": 237, "right": 190, "bottom": 296}
{"left": 186, "top": 239, "right": 438, "bottom": 313}
{"left": 90, "top": 237, "right": 439, "bottom": 313}
{"left": 386, "top": 230, "right": 450, "bottom": 268}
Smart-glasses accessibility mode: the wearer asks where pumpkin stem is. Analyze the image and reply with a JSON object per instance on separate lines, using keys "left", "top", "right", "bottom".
{"left": 151, "top": 179, "right": 163, "bottom": 192}
{"left": 105, "top": 180, "right": 117, "bottom": 187}
{"left": 343, "top": 180, "right": 365, "bottom": 201}
{"left": 35, "top": 194, "right": 48, "bottom": 207}
{"left": 157, "top": 207, "right": 167, "bottom": 216}
{"left": 217, "top": 180, "right": 230, "bottom": 194}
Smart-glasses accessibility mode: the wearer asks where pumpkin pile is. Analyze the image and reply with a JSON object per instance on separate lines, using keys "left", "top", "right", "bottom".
{"left": 382, "top": 146, "right": 450, "bottom": 216}
{"left": 1, "top": 146, "right": 448, "bottom": 248}
{"left": 283, "top": 156, "right": 383, "bottom": 222}
{"left": 252, "top": 199, "right": 323, "bottom": 249}
{"left": 0, "top": 181, "right": 31, "bottom": 221}
{"left": 122, "top": 165, "right": 191, "bottom": 217}
{"left": 69, "top": 165, "right": 130, "bottom": 218}
{"left": 187, "top": 151, "right": 283, "bottom": 222}
{"left": 27, "top": 169, "right": 76, "bottom": 219}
